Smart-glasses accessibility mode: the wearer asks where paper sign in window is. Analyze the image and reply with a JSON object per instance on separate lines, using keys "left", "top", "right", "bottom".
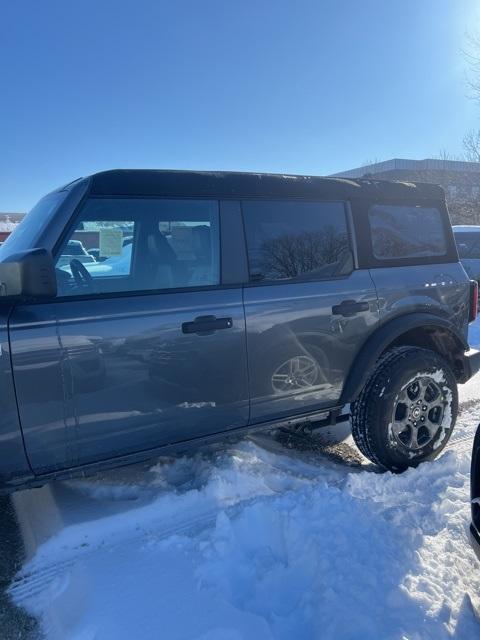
{"left": 99, "top": 228, "right": 123, "bottom": 257}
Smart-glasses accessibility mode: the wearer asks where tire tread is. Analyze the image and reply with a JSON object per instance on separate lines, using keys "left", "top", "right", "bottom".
{"left": 351, "top": 346, "right": 455, "bottom": 470}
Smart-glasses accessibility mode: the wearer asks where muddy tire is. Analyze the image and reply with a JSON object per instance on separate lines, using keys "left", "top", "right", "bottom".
{"left": 351, "top": 346, "right": 458, "bottom": 472}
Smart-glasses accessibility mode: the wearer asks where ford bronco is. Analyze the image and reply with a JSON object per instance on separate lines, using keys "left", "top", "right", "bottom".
{"left": 0, "top": 169, "right": 479, "bottom": 491}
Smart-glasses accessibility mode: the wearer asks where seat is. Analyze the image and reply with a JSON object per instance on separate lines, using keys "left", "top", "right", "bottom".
{"left": 190, "top": 225, "right": 214, "bottom": 285}
{"left": 146, "top": 232, "right": 177, "bottom": 289}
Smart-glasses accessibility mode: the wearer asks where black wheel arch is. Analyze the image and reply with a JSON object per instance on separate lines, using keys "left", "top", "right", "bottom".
{"left": 341, "top": 313, "right": 468, "bottom": 404}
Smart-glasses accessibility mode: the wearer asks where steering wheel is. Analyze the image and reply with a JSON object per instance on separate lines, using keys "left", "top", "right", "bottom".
{"left": 70, "top": 259, "right": 95, "bottom": 292}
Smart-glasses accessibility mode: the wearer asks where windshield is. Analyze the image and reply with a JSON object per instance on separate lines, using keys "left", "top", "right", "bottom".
{"left": 0, "top": 191, "right": 68, "bottom": 259}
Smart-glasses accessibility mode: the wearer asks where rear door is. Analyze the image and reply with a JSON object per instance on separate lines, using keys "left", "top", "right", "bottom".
{"left": 242, "top": 200, "right": 379, "bottom": 423}
{"left": 10, "top": 197, "right": 249, "bottom": 472}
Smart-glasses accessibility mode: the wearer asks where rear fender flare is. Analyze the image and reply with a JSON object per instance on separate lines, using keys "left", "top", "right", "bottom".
{"left": 340, "top": 313, "right": 468, "bottom": 404}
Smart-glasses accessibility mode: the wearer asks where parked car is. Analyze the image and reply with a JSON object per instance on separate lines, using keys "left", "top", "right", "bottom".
{"left": 453, "top": 225, "right": 480, "bottom": 283}
{"left": 471, "top": 424, "right": 480, "bottom": 559}
{"left": 0, "top": 169, "right": 479, "bottom": 492}
{"left": 61, "top": 243, "right": 133, "bottom": 279}
{"left": 56, "top": 239, "right": 96, "bottom": 269}
{"left": 87, "top": 247, "right": 102, "bottom": 261}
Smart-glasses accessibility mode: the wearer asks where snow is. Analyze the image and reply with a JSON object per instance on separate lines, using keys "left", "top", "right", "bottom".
{"left": 7, "top": 321, "right": 480, "bottom": 639}
{"left": 0, "top": 219, "right": 19, "bottom": 232}
{"left": 469, "top": 319, "right": 480, "bottom": 350}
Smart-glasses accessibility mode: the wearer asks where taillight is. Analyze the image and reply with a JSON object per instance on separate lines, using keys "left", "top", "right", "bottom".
{"left": 470, "top": 280, "right": 478, "bottom": 323}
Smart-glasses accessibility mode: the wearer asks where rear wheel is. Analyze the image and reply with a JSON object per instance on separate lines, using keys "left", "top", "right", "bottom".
{"left": 351, "top": 346, "right": 457, "bottom": 472}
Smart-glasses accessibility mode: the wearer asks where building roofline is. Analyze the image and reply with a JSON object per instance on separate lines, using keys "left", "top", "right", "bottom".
{"left": 331, "top": 158, "right": 480, "bottom": 179}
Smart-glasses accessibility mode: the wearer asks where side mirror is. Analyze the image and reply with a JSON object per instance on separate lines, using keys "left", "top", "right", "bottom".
{"left": 0, "top": 248, "right": 57, "bottom": 300}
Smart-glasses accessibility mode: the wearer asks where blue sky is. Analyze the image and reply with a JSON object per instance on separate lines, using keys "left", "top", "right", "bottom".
{"left": 0, "top": 0, "right": 478, "bottom": 211}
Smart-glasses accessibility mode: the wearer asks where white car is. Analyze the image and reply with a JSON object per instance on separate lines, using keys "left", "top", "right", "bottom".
{"left": 57, "top": 239, "right": 96, "bottom": 269}
{"left": 62, "top": 242, "right": 132, "bottom": 277}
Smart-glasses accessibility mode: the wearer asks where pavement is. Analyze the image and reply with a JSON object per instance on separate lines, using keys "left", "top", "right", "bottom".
{"left": 0, "top": 495, "right": 39, "bottom": 640}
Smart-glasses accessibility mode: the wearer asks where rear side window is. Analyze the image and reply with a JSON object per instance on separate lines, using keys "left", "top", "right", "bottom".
{"left": 369, "top": 204, "right": 446, "bottom": 260}
{"left": 242, "top": 200, "right": 352, "bottom": 282}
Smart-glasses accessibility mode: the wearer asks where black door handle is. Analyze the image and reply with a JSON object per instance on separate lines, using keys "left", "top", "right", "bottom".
{"left": 182, "top": 315, "right": 233, "bottom": 335}
{"left": 332, "top": 300, "right": 369, "bottom": 317}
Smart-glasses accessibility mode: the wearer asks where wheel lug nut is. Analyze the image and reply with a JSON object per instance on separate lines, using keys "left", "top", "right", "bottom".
{"left": 422, "top": 406, "right": 427, "bottom": 411}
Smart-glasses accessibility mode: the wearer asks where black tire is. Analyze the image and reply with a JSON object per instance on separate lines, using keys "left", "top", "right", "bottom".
{"left": 351, "top": 346, "right": 458, "bottom": 472}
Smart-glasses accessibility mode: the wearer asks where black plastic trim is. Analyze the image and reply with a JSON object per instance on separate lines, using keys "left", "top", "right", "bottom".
{"left": 219, "top": 200, "right": 249, "bottom": 285}
{"left": 340, "top": 313, "right": 469, "bottom": 404}
{"left": 88, "top": 169, "right": 445, "bottom": 201}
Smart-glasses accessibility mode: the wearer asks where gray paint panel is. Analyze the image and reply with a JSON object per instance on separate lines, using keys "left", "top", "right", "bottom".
{"left": 244, "top": 270, "right": 379, "bottom": 422}
{"left": 12, "top": 289, "right": 249, "bottom": 473}
{"left": 369, "top": 262, "right": 471, "bottom": 342}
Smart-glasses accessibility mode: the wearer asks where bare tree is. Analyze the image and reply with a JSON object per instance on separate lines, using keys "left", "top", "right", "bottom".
{"left": 463, "top": 130, "right": 480, "bottom": 162}
{"left": 361, "top": 157, "right": 382, "bottom": 167}
{"left": 463, "top": 34, "right": 480, "bottom": 161}
{"left": 464, "top": 33, "right": 480, "bottom": 103}
{"left": 260, "top": 227, "right": 348, "bottom": 280}
{"left": 437, "top": 149, "right": 462, "bottom": 162}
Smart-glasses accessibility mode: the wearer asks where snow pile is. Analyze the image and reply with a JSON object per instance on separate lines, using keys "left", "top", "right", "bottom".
{"left": 9, "top": 399, "right": 480, "bottom": 640}
{"left": 0, "top": 219, "right": 19, "bottom": 232}
{"left": 197, "top": 447, "right": 480, "bottom": 640}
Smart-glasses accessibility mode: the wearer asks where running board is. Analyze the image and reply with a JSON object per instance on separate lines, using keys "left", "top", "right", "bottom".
{"left": 273, "top": 407, "right": 350, "bottom": 433}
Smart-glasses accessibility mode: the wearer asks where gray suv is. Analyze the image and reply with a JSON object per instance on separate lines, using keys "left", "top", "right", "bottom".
{"left": 0, "top": 169, "right": 478, "bottom": 491}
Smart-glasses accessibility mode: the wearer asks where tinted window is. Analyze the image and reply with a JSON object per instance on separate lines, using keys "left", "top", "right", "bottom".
{"left": 454, "top": 231, "right": 480, "bottom": 259}
{"left": 56, "top": 199, "right": 220, "bottom": 296}
{"left": 369, "top": 204, "right": 446, "bottom": 260}
{"left": 242, "top": 201, "right": 352, "bottom": 282}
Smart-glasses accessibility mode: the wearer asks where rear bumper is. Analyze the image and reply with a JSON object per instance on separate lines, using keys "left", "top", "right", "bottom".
{"left": 459, "top": 349, "right": 480, "bottom": 383}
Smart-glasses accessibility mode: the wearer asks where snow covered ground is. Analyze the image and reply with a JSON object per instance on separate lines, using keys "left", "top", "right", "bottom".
{"left": 7, "top": 323, "right": 480, "bottom": 640}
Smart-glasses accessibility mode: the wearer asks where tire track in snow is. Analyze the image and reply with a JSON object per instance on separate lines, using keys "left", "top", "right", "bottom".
{"left": 10, "top": 394, "right": 480, "bottom": 610}
{"left": 9, "top": 444, "right": 319, "bottom": 606}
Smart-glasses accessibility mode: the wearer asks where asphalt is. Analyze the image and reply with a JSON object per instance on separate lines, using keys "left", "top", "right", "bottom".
{"left": 0, "top": 495, "right": 39, "bottom": 640}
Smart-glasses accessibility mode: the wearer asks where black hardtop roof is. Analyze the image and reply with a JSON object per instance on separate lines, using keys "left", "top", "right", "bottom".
{"left": 86, "top": 169, "right": 445, "bottom": 201}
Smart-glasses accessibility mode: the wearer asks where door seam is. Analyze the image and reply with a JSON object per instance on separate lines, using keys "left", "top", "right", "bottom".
{"left": 241, "top": 285, "right": 252, "bottom": 426}
{"left": 6, "top": 304, "right": 34, "bottom": 472}
{"left": 54, "top": 315, "right": 80, "bottom": 467}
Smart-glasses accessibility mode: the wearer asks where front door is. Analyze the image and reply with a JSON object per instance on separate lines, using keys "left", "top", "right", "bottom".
{"left": 10, "top": 197, "right": 249, "bottom": 473}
